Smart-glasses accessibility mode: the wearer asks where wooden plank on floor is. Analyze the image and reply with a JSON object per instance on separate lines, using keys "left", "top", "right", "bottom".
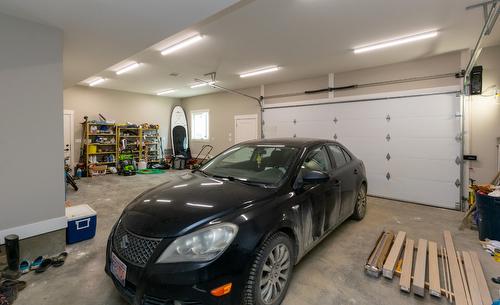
{"left": 462, "top": 251, "right": 483, "bottom": 305}
{"left": 440, "top": 246, "right": 450, "bottom": 300}
{"left": 400, "top": 238, "right": 414, "bottom": 293}
{"left": 469, "top": 251, "right": 493, "bottom": 305}
{"left": 383, "top": 231, "right": 406, "bottom": 279}
{"left": 428, "top": 241, "right": 441, "bottom": 297}
{"left": 457, "top": 251, "right": 472, "bottom": 305}
{"left": 443, "top": 230, "right": 467, "bottom": 305}
{"left": 412, "top": 238, "right": 427, "bottom": 297}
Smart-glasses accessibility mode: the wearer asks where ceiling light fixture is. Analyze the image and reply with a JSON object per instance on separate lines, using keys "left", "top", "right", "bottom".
{"left": 156, "top": 89, "right": 176, "bottom": 95}
{"left": 239, "top": 66, "right": 280, "bottom": 78}
{"left": 353, "top": 31, "right": 438, "bottom": 54}
{"left": 161, "top": 34, "right": 203, "bottom": 56}
{"left": 88, "top": 77, "right": 106, "bottom": 87}
{"left": 116, "top": 62, "right": 141, "bottom": 75}
{"left": 190, "top": 81, "right": 215, "bottom": 89}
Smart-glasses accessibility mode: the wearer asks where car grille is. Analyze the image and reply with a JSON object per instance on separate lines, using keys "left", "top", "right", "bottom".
{"left": 113, "top": 222, "right": 162, "bottom": 267}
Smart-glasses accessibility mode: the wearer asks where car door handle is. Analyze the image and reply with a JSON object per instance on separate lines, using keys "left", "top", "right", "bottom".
{"left": 354, "top": 169, "right": 359, "bottom": 174}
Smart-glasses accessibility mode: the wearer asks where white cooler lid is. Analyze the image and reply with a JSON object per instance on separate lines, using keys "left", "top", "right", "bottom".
{"left": 66, "top": 204, "right": 97, "bottom": 221}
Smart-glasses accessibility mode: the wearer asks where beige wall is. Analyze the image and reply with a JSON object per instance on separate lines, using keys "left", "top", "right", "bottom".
{"left": 181, "top": 87, "right": 261, "bottom": 155}
{"left": 468, "top": 45, "right": 500, "bottom": 183}
{"left": 64, "top": 86, "right": 180, "bottom": 163}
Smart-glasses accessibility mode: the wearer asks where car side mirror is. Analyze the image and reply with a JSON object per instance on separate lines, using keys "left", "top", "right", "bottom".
{"left": 302, "top": 170, "right": 329, "bottom": 184}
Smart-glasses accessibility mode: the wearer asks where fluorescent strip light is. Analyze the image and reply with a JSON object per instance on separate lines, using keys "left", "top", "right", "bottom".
{"left": 239, "top": 66, "right": 280, "bottom": 78}
{"left": 190, "top": 81, "right": 215, "bottom": 89}
{"left": 156, "top": 89, "right": 176, "bottom": 95}
{"left": 88, "top": 77, "right": 106, "bottom": 87}
{"left": 116, "top": 62, "right": 140, "bottom": 75}
{"left": 161, "top": 34, "right": 203, "bottom": 55}
{"left": 354, "top": 31, "right": 438, "bottom": 54}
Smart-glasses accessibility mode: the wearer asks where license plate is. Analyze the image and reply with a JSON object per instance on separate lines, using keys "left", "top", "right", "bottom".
{"left": 110, "top": 252, "right": 127, "bottom": 287}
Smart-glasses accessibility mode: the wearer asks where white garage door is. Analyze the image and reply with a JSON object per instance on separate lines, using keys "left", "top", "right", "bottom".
{"left": 263, "top": 91, "right": 462, "bottom": 209}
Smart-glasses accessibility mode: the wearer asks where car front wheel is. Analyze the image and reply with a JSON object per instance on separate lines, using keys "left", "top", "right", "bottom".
{"left": 242, "top": 232, "right": 294, "bottom": 305}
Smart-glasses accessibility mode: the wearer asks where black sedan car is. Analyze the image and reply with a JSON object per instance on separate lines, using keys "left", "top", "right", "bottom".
{"left": 106, "top": 138, "right": 367, "bottom": 305}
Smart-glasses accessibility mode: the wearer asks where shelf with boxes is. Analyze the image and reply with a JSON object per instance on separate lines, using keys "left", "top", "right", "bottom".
{"left": 81, "top": 121, "right": 163, "bottom": 176}
{"left": 84, "top": 122, "right": 118, "bottom": 177}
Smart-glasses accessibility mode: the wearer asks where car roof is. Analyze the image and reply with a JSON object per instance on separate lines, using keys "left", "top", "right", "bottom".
{"left": 240, "top": 137, "right": 338, "bottom": 149}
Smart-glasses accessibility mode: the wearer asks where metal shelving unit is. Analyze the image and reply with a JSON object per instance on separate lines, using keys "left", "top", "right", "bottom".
{"left": 142, "top": 127, "right": 161, "bottom": 163}
{"left": 84, "top": 122, "right": 118, "bottom": 176}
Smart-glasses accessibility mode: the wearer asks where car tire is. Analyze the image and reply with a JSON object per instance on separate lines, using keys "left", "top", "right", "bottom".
{"left": 242, "top": 232, "right": 295, "bottom": 305}
{"left": 352, "top": 184, "right": 367, "bottom": 220}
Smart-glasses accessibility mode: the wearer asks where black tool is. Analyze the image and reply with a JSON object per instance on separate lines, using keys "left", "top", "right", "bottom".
{"left": 492, "top": 276, "right": 500, "bottom": 284}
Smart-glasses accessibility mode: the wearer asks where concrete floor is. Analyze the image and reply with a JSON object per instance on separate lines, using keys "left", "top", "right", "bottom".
{"left": 12, "top": 172, "right": 500, "bottom": 305}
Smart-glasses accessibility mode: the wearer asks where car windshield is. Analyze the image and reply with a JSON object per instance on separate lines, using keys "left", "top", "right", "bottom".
{"left": 200, "top": 144, "right": 299, "bottom": 185}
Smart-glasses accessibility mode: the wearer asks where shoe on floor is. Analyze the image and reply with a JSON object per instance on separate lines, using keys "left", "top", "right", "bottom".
{"left": 19, "top": 260, "right": 30, "bottom": 274}
{"left": 51, "top": 252, "right": 68, "bottom": 268}
{"left": 34, "top": 258, "right": 53, "bottom": 274}
{"left": 30, "top": 256, "right": 43, "bottom": 271}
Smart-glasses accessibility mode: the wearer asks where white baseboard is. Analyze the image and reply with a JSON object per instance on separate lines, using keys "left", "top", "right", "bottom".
{"left": 0, "top": 216, "right": 67, "bottom": 245}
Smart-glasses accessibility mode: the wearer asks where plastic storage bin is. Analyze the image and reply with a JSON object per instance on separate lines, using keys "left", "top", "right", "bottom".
{"left": 475, "top": 192, "right": 500, "bottom": 241}
{"left": 66, "top": 204, "right": 97, "bottom": 244}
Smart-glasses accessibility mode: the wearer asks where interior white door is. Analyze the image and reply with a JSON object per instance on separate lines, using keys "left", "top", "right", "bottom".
{"left": 263, "top": 92, "right": 461, "bottom": 209}
{"left": 235, "top": 114, "right": 259, "bottom": 144}
{"left": 63, "top": 110, "right": 74, "bottom": 167}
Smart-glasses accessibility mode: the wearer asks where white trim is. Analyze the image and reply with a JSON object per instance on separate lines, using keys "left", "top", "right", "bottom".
{"left": 0, "top": 216, "right": 67, "bottom": 245}
{"left": 64, "top": 109, "right": 75, "bottom": 169}
{"left": 190, "top": 109, "right": 210, "bottom": 141}
{"left": 234, "top": 114, "right": 259, "bottom": 143}
{"left": 263, "top": 85, "right": 460, "bottom": 109}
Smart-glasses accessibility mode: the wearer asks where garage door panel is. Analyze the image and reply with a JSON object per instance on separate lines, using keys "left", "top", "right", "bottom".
{"left": 366, "top": 174, "right": 389, "bottom": 198}
{"left": 334, "top": 100, "right": 390, "bottom": 117}
{"left": 263, "top": 92, "right": 461, "bottom": 209}
{"left": 385, "top": 177, "right": 458, "bottom": 208}
{"left": 264, "top": 121, "right": 293, "bottom": 138}
{"left": 390, "top": 117, "right": 459, "bottom": 138}
{"left": 334, "top": 118, "right": 387, "bottom": 138}
{"left": 295, "top": 121, "right": 333, "bottom": 139}
{"left": 388, "top": 158, "right": 459, "bottom": 182}
{"left": 386, "top": 95, "right": 459, "bottom": 116}
{"left": 389, "top": 137, "right": 459, "bottom": 160}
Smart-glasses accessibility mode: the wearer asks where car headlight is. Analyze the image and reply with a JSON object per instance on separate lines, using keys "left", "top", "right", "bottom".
{"left": 156, "top": 223, "right": 238, "bottom": 263}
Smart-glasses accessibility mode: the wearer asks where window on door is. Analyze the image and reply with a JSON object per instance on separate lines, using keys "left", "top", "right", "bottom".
{"left": 191, "top": 110, "right": 209, "bottom": 140}
{"left": 328, "top": 145, "right": 347, "bottom": 168}
{"left": 303, "top": 146, "right": 332, "bottom": 172}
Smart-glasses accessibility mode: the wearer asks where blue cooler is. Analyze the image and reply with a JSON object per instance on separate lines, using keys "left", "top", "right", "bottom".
{"left": 66, "top": 204, "right": 97, "bottom": 244}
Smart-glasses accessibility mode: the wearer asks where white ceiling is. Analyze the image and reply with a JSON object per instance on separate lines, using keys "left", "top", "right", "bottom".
{"left": 1, "top": 0, "right": 499, "bottom": 97}
{"left": 0, "top": 0, "right": 242, "bottom": 87}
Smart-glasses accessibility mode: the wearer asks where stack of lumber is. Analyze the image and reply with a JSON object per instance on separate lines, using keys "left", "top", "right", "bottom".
{"left": 365, "top": 230, "right": 493, "bottom": 305}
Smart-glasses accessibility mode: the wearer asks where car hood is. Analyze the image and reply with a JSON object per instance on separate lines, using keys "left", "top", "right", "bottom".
{"left": 120, "top": 172, "right": 276, "bottom": 238}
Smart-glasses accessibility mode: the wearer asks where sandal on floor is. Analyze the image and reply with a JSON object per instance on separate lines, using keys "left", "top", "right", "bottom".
{"left": 19, "top": 260, "right": 30, "bottom": 274}
{"left": 0, "top": 280, "right": 26, "bottom": 292}
{"left": 0, "top": 293, "right": 10, "bottom": 305}
{"left": 30, "top": 256, "right": 43, "bottom": 271}
{"left": 34, "top": 258, "right": 52, "bottom": 274}
{"left": 51, "top": 252, "right": 68, "bottom": 268}
{"left": 0, "top": 283, "right": 16, "bottom": 304}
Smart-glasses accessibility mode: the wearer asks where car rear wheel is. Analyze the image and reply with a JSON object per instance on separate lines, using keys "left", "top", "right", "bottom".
{"left": 352, "top": 184, "right": 367, "bottom": 220}
{"left": 242, "top": 232, "right": 294, "bottom": 305}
